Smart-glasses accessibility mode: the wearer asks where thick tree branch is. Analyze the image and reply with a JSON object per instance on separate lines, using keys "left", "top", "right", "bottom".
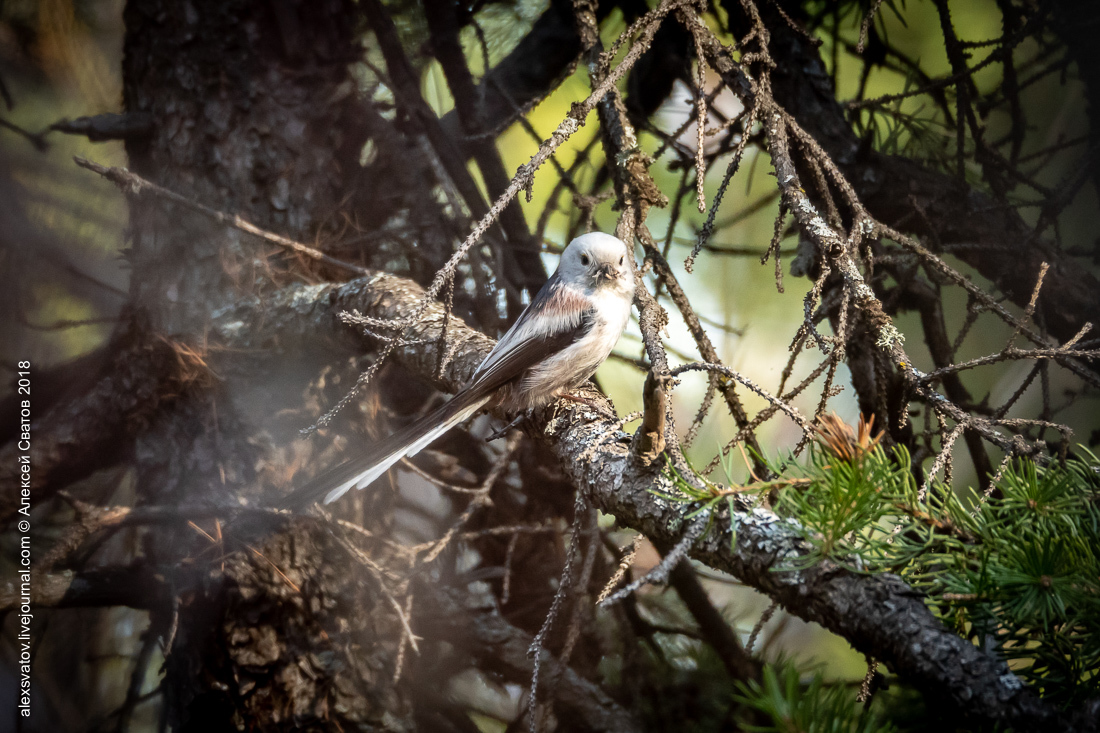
{"left": 0, "top": 323, "right": 191, "bottom": 522}
{"left": 49, "top": 112, "right": 152, "bottom": 142}
{"left": 1047, "top": 0, "right": 1100, "bottom": 219}
{"left": 436, "top": 0, "right": 600, "bottom": 142}
{"left": 667, "top": 558, "right": 758, "bottom": 682}
{"left": 209, "top": 268, "right": 1066, "bottom": 730}
{"left": 0, "top": 565, "right": 174, "bottom": 611}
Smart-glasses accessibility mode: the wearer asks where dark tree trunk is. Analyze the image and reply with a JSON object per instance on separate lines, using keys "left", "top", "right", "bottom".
{"left": 120, "top": 1, "right": 409, "bottom": 728}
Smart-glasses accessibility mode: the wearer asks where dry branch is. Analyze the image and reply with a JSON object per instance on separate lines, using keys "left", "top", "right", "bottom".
{"left": 449, "top": 0, "right": 1100, "bottom": 351}
{"left": 0, "top": 324, "right": 195, "bottom": 522}
{"left": 205, "top": 266, "right": 1066, "bottom": 730}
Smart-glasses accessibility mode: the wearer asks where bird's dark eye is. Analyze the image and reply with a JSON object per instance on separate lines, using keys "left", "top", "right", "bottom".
{"left": 618, "top": 255, "right": 624, "bottom": 266}
{"left": 580, "top": 254, "right": 590, "bottom": 266}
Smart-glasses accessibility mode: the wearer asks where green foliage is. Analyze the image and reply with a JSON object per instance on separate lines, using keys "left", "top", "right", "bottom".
{"left": 733, "top": 664, "right": 896, "bottom": 733}
{"left": 924, "top": 455, "right": 1100, "bottom": 707}
{"left": 652, "top": 455, "right": 744, "bottom": 552}
{"left": 667, "top": 435, "right": 1100, "bottom": 710}
{"left": 771, "top": 443, "right": 917, "bottom": 568}
{"left": 766, "top": 445, "right": 1100, "bottom": 708}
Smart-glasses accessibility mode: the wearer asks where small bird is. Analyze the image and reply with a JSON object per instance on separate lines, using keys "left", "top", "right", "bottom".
{"left": 284, "top": 232, "right": 636, "bottom": 508}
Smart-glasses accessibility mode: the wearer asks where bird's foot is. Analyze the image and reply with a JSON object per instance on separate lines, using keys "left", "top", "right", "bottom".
{"left": 486, "top": 412, "right": 527, "bottom": 442}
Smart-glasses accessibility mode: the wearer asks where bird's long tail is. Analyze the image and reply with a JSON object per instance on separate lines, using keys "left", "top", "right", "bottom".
{"left": 281, "top": 390, "right": 492, "bottom": 510}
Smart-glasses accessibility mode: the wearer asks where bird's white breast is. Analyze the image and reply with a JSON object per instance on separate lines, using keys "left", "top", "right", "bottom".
{"left": 520, "top": 285, "right": 632, "bottom": 408}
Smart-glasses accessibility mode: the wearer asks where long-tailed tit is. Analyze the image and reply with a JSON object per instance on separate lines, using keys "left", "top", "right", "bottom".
{"left": 284, "top": 232, "right": 635, "bottom": 508}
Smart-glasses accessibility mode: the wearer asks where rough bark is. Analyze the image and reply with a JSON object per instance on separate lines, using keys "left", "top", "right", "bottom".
{"left": 117, "top": 1, "right": 407, "bottom": 728}
{"left": 0, "top": 323, "right": 186, "bottom": 521}
{"left": 206, "top": 267, "right": 1064, "bottom": 731}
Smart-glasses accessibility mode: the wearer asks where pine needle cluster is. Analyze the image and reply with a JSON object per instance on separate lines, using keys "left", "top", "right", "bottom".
{"left": 780, "top": 421, "right": 1100, "bottom": 708}
{"left": 666, "top": 416, "right": 1100, "bottom": 718}
{"left": 733, "top": 664, "right": 898, "bottom": 733}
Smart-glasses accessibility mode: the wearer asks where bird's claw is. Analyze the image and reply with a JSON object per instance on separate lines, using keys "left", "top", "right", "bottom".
{"left": 486, "top": 412, "right": 527, "bottom": 442}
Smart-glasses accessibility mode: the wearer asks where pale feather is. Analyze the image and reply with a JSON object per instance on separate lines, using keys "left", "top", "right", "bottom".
{"left": 323, "top": 395, "right": 490, "bottom": 504}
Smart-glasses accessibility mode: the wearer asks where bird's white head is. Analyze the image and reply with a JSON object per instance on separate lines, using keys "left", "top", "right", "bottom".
{"left": 558, "top": 232, "right": 635, "bottom": 298}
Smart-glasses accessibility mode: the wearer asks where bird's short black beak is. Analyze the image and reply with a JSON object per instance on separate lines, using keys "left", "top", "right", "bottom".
{"left": 597, "top": 264, "right": 615, "bottom": 280}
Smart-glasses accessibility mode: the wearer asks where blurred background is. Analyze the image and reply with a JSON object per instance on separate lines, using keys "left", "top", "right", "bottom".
{"left": 1, "top": 0, "right": 1096, "bottom": 729}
